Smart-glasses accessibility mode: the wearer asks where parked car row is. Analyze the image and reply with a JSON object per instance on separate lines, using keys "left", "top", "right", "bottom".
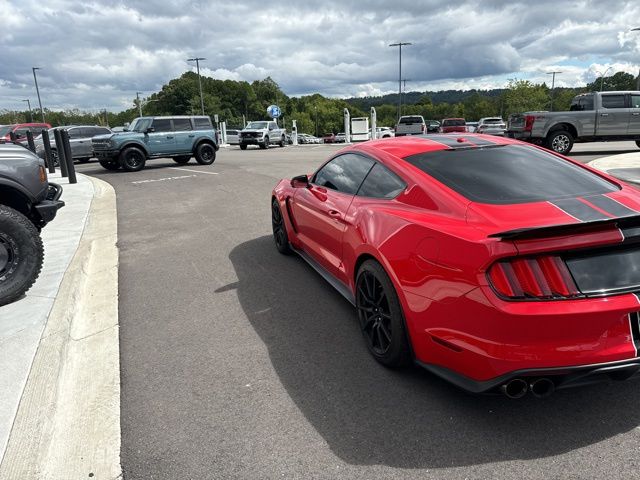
{"left": 394, "top": 115, "right": 506, "bottom": 136}
{"left": 0, "top": 122, "right": 51, "bottom": 143}
{"left": 34, "top": 125, "right": 112, "bottom": 164}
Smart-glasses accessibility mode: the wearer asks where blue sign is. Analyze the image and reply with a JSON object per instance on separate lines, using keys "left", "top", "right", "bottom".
{"left": 267, "top": 105, "right": 281, "bottom": 118}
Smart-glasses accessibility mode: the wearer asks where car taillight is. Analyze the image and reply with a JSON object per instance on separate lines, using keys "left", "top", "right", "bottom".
{"left": 488, "top": 256, "right": 580, "bottom": 300}
{"left": 523, "top": 115, "right": 536, "bottom": 132}
{"left": 421, "top": 124, "right": 426, "bottom": 133}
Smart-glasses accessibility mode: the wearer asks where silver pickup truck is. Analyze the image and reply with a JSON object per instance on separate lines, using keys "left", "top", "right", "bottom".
{"left": 507, "top": 91, "right": 640, "bottom": 154}
{"left": 239, "top": 120, "right": 286, "bottom": 150}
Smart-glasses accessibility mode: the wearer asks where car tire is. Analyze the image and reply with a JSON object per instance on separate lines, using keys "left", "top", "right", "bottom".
{"left": 51, "top": 150, "right": 60, "bottom": 167}
{"left": 356, "top": 259, "right": 412, "bottom": 368}
{"left": 271, "top": 198, "right": 292, "bottom": 255}
{"left": 173, "top": 155, "right": 191, "bottom": 164}
{"left": 0, "top": 205, "right": 44, "bottom": 306}
{"left": 78, "top": 157, "right": 91, "bottom": 164}
{"left": 195, "top": 143, "right": 216, "bottom": 165}
{"left": 119, "top": 147, "right": 146, "bottom": 172}
{"left": 260, "top": 136, "right": 269, "bottom": 149}
{"left": 99, "top": 159, "right": 121, "bottom": 171}
{"left": 279, "top": 136, "right": 285, "bottom": 147}
{"left": 546, "top": 130, "right": 574, "bottom": 155}
{"left": 636, "top": 140, "right": 640, "bottom": 149}
{"left": 240, "top": 143, "right": 247, "bottom": 150}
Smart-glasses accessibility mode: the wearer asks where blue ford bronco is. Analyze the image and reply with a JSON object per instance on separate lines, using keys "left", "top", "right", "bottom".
{"left": 92, "top": 115, "right": 219, "bottom": 172}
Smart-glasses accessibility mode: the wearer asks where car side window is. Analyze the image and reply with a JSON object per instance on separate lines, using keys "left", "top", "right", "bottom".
{"left": 313, "top": 153, "right": 375, "bottom": 195}
{"left": 601, "top": 95, "right": 626, "bottom": 109}
{"left": 194, "top": 117, "right": 212, "bottom": 129}
{"left": 631, "top": 95, "right": 640, "bottom": 109}
{"left": 152, "top": 119, "right": 172, "bottom": 132}
{"left": 357, "top": 163, "right": 406, "bottom": 199}
{"left": 173, "top": 118, "right": 192, "bottom": 131}
{"left": 67, "top": 128, "right": 82, "bottom": 139}
{"left": 14, "top": 128, "right": 29, "bottom": 138}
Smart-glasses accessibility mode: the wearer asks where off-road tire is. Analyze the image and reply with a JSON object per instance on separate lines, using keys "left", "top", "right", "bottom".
{"left": 173, "top": 156, "right": 191, "bottom": 164}
{"left": 195, "top": 143, "right": 216, "bottom": 165}
{"left": 99, "top": 159, "right": 121, "bottom": 171}
{"left": 119, "top": 147, "right": 146, "bottom": 172}
{"left": 279, "top": 136, "right": 286, "bottom": 147}
{"left": 240, "top": 143, "right": 247, "bottom": 150}
{"left": 260, "top": 136, "right": 269, "bottom": 149}
{"left": 0, "top": 205, "right": 44, "bottom": 306}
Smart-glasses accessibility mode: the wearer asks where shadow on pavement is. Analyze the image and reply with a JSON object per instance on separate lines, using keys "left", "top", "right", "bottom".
{"left": 570, "top": 149, "right": 639, "bottom": 157}
{"left": 227, "top": 235, "right": 640, "bottom": 469}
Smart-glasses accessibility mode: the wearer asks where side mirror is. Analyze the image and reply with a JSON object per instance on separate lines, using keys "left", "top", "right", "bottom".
{"left": 146, "top": 127, "right": 155, "bottom": 133}
{"left": 291, "top": 174, "right": 309, "bottom": 188}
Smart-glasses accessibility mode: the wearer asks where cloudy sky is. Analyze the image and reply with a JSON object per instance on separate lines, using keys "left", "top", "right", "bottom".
{"left": 1, "top": 0, "right": 639, "bottom": 112}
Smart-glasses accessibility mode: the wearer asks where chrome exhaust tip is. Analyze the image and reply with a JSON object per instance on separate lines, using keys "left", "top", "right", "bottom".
{"left": 530, "top": 378, "right": 555, "bottom": 398}
{"left": 500, "top": 378, "right": 528, "bottom": 399}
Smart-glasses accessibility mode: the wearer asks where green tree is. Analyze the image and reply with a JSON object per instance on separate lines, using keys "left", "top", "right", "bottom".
{"left": 503, "top": 79, "right": 549, "bottom": 116}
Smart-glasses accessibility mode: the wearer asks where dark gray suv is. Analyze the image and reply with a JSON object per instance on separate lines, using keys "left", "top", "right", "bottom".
{"left": 0, "top": 143, "right": 64, "bottom": 305}
{"left": 35, "top": 125, "right": 112, "bottom": 164}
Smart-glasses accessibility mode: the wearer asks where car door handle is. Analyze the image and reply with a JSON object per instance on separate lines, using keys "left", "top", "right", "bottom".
{"left": 600, "top": 113, "right": 609, "bottom": 117}
{"left": 166, "top": 135, "right": 174, "bottom": 139}
{"left": 327, "top": 209, "right": 341, "bottom": 218}
{"left": 188, "top": 134, "right": 195, "bottom": 137}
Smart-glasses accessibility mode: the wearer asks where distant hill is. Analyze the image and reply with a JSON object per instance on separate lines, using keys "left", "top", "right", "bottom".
{"left": 345, "top": 89, "right": 507, "bottom": 110}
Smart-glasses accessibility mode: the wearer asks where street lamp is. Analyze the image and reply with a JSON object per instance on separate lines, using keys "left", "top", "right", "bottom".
{"left": 187, "top": 57, "right": 206, "bottom": 115}
{"left": 632, "top": 28, "right": 640, "bottom": 90}
{"left": 596, "top": 66, "right": 613, "bottom": 92}
{"left": 32, "top": 67, "right": 45, "bottom": 123}
{"left": 136, "top": 91, "right": 143, "bottom": 117}
{"left": 314, "top": 105, "right": 318, "bottom": 137}
{"left": 389, "top": 42, "right": 412, "bottom": 121}
{"left": 22, "top": 99, "right": 32, "bottom": 122}
{"left": 546, "top": 71, "right": 562, "bottom": 111}
{"left": 402, "top": 78, "right": 410, "bottom": 115}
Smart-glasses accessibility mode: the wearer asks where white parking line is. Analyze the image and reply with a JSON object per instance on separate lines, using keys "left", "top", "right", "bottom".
{"left": 172, "top": 167, "right": 219, "bottom": 175}
{"left": 131, "top": 175, "right": 197, "bottom": 184}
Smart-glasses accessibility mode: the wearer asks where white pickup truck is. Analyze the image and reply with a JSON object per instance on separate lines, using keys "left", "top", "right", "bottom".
{"left": 394, "top": 115, "right": 426, "bottom": 136}
{"left": 507, "top": 91, "right": 640, "bottom": 154}
{"left": 239, "top": 121, "right": 286, "bottom": 150}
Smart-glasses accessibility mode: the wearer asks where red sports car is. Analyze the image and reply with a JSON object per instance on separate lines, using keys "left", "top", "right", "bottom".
{"left": 271, "top": 134, "right": 640, "bottom": 398}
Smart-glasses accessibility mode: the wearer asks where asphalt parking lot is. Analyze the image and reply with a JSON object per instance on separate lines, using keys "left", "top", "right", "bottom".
{"left": 76, "top": 141, "right": 640, "bottom": 480}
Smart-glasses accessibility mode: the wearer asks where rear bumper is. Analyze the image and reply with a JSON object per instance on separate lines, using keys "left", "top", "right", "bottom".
{"left": 506, "top": 130, "right": 532, "bottom": 140}
{"left": 404, "top": 286, "right": 640, "bottom": 392}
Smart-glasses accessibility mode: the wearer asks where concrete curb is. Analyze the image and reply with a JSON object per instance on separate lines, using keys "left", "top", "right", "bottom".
{"left": 589, "top": 153, "right": 640, "bottom": 185}
{"left": 0, "top": 175, "right": 121, "bottom": 480}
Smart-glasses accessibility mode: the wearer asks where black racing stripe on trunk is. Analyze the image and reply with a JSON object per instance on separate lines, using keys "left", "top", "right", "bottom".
{"left": 585, "top": 195, "right": 638, "bottom": 218}
{"left": 550, "top": 198, "right": 611, "bottom": 222}
{"left": 425, "top": 135, "right": 499, "bottom": 148}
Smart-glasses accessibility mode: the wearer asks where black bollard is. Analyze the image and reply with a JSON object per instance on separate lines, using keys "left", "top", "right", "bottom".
{"left": 54, "top": 129, "right": 68, "bottom": 178}
{"left": 26, "top": 130, "right": 36, "bottom": 153}
{"left": 9, "top": 131, "right": 17, "bottom": 143}
{"left": 41, "top": 129, "right": 55, "bottom": 174}
{"left": 60, "top": 129, "right": 77, "bottom": 184}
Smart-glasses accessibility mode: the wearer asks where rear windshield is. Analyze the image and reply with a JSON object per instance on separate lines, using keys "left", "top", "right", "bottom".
{"left": 0, "top": 126, "right": 14, "bottom": 136}
{"left": 399, "top": 116, "right": 424, "bottom": 124}
{"left": 482, "top": 118, "right": 503, "bottom": 124}
{"left": 403, "top": 145, "right": 618, "bottom": 204}
{"left": 443, "top": 119, "right": 466, "bottom": 126}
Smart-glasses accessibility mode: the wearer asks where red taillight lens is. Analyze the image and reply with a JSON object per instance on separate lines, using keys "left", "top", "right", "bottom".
{"left": 523, "top": 115, "right": 535, "bottom": 132}
{"left": 421, "top": 124, "right": 426, "bottom": 133}
{"left": 488, "top": 256, "right": 579, "bottom": 300}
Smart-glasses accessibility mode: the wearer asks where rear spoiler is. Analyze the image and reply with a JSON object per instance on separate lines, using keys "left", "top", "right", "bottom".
{"left": 488, "top": 214, "right": 640, "bottom": 240}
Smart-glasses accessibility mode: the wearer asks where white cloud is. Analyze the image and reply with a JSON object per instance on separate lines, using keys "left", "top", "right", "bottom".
{"left": 0, "top": 0, "right": 639, "bottom": 111}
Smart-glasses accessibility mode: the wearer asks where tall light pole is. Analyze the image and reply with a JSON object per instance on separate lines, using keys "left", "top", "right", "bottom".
{"left": 389, "top": 42, "right": 412, "bottom": 121}
{"left": 632, "top": 28, "right": 640, "bottom": 90}
{"left": 136, "top": 91, "right": 143, "bottom": 117}
{"left": 402, "top": 78, "right": 410, "bottom": 116}
{"left": 546, "top": 71, "right": 562, "bottom": 111}
{"left": 32, "top": 67, "right": 45, "bottom": 123}
{"left": 187, "top": 57, "right": 206, "bottom": 115}
{"left": 596, "top": 66, "right": 613, "bottom": 92}
{"left": 22, "top": 99, "right": 32, "bottom": 122}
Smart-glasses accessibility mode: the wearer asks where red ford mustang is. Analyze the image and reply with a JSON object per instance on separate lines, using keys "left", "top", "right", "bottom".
{"left": 271, "top": 134, "right": 640, "bottom": 398}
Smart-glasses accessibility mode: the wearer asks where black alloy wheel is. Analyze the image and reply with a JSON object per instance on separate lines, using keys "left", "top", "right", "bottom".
{"left": 271, "top": 198, "right": 292, "bottom": 255}
{"left": 51, "top": 150, "right": 60, "bottom": 167}
{"left": 0, "top": 205, "right": 44, "bottom": 306}
{"left": 119, "top": 147, "right": 146, "bottom": 172}
{"left": 195, "top": 143, "right": 216, "bottom": 165}
{"left": 356, "top": 260, "right": 411, "bottom": 367}
{"left": 173, "top": 155, "right": 191, "bottom": 164}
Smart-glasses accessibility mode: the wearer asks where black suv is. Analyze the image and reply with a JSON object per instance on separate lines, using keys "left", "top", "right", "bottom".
{"left": 0, "top": 143, "right": 64, "bottom": 305}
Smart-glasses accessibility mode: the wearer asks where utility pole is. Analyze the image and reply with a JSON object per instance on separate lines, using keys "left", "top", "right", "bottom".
{"left": 389, "top": 42, "right": 412, "bottom": 122}
{"left": 136, "top": 92, "right": 143, "bottom": 117}
{"left": 632, "top": 28, "right": 640, "bottom": 90}
{"left": 22, "top": 99, "right": 32, "bottom": 122}
{"left": 546, "top": 71, "right": 562, "bottom": 111}
{"left": 32, "top": 67, "right": 45, "bottom": 123}
{"left": 402, "top": 79, "right": 410, "bottom": 116}
{"left": 187, "top": 57, "right": 206, "bottom": 115}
